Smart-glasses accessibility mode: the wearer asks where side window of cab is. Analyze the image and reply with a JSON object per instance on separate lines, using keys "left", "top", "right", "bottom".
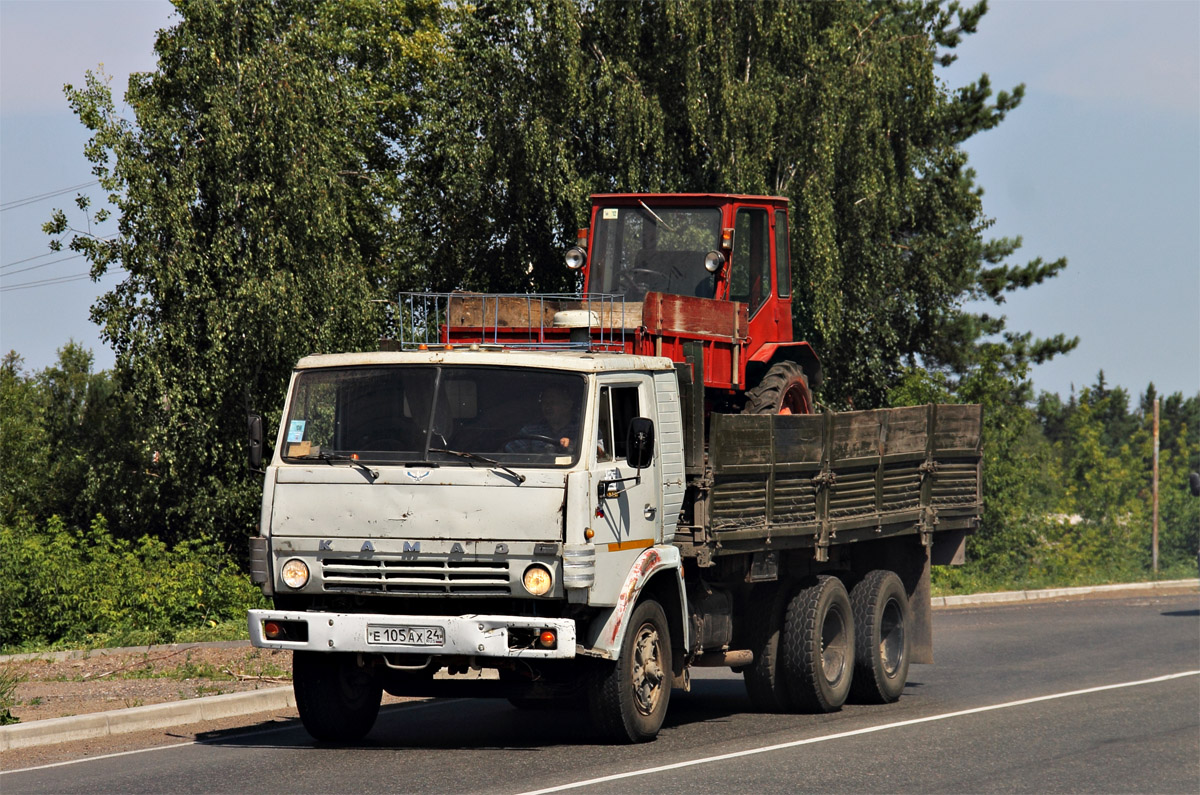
{"left": 729, "top": 207, "right": 770, "bottom": 315}
{"left": 596, "top": 385, "right": 640, "bottom": 462}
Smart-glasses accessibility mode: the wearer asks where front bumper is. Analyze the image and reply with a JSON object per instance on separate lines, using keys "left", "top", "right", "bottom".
{"left": 247, "top": 609, "right": 577, "bottom": 659}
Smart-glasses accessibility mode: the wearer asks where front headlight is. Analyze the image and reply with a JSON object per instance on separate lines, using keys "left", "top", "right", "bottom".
{"left": 564, "top": 246, "right": 587, "bottom": 270}
{"left": 281, "top": 558, "right": 310, "bottom": 589}
{"left": 704, "top": 250, "right": 726, "bottom": 273}
{"left": 522, "top": 564, "right": 553, "bottom": 596}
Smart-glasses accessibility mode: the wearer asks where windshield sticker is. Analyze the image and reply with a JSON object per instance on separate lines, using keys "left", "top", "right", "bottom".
{"left": 602, "top": 208, "right": 619, "bottom": 220}
{"left": 287, "top": 420, "right": 306, "bottom": 443}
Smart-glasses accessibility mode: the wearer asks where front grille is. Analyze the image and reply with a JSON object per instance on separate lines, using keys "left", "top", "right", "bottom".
{"left": 321, "top": 557, "right": 511, "bottom": 595}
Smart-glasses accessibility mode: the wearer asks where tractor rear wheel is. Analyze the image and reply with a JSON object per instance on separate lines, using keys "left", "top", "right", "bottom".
{"left": 743, "top": 361, "right": 811, "bottom": 415}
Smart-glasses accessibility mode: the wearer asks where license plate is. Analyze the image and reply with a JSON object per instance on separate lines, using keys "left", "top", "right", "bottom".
{"left": 366, "top": 624, "right": 445, "bottom": 646}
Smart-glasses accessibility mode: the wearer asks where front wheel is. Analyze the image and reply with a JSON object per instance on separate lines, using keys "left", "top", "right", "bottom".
{"left": 293, "top": 651, "right": 382, "bottom": 744}
{"left": 781, "top": 576, "right": 855, "bottom": 712}
{"left": 848, "top": 570, "right": 911, "bottom": 704}
{"left": 588, "top": 599, "right": 672, "bottom": 743}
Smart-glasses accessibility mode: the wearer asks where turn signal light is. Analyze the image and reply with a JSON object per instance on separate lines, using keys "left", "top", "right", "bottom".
{"left": 538, "top": 630, "right": 557, "bottom": 649}
{"left": 264, "top": 621, "right": 283, "bottom": 639}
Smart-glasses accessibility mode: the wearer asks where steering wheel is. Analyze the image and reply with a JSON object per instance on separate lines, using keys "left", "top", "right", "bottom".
{"left": 502, "top": 433, "right": 563, "bottom": 453}
{"left": 625, "top": 267, "right": 668, "bottom": 293}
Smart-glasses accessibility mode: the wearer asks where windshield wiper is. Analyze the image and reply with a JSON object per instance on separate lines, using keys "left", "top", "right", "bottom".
{"left": 637, "top": 200, "right": 676, "bottom": 232}
{"left": 430, "top": 448, "right": 526, "bottom": 484}
{"left": 313, "top": 451, "right": 379, "bottom": 481}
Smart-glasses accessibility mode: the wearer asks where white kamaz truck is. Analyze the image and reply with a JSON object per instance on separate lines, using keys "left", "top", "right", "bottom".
{"left": 246, "top": 193, "right": 982, "bottom": 744}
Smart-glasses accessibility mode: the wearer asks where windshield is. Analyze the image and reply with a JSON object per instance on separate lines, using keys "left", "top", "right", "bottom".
{"left": 588, "top": 205, "right": 721, "bottom": 301}
{"left": 281, "top": 366, "right": 587, "bottom": 468}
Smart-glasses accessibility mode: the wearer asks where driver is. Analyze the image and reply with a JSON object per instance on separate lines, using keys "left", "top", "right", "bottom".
{"left": 508, "top": 385, "right": 578, "bottom": 454}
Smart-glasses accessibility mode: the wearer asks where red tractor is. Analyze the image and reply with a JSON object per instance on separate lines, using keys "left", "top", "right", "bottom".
{"left": 430, "top": 193, "right": 821, "bottom": 415}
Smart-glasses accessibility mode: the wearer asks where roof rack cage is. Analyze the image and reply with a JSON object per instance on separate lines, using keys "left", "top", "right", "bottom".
{"left": 393, "top": 292, "right": 630, "bottom": 352}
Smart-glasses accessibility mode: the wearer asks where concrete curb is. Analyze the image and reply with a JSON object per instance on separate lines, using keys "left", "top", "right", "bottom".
{"left": 3, "top": 579, "right": 1196, "bottom": 751}
{"left": 931, "top": 578, "right": 1199, "bottom": 607}
{"left": 0, "top": 687, "right": 295, "bottom": 752}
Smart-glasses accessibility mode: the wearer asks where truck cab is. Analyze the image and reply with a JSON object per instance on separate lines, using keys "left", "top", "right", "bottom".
{"left": 249, "top": 349, "right": 689, "bottom": 741}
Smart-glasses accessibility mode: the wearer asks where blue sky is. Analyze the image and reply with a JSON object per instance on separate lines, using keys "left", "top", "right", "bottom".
{"left": 2, "top": 0, "right": 1198, "bottom": 400}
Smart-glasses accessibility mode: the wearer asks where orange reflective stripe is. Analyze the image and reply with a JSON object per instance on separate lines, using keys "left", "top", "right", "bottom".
{"left": 605, "top": 538, "right": 654, "bottom": 553}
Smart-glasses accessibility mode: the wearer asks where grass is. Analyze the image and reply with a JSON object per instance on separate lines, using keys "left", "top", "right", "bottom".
{"left": 0, "top": 619, "right": 250, "bottom": 657}
{"left": 0, "top": 663, "right": 25, "bottom": 725}
{"left": 32, "top": 648, "right": 291, "bottom": 685}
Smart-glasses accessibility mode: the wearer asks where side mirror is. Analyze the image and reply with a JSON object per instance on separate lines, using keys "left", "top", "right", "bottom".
{"left": 625, "top": 417, "right": 655, "bottom": 470}
{"left": 247, "top": 413, "right": 264, "bottom": 471}
{"left": 1189, "top": 472, "right": 1200, "bottom": 497}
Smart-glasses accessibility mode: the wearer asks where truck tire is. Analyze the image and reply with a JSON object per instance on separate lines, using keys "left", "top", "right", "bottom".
{"left": 848, "top": 570, "right": 911, "bottom": 704}
{"left": 588, "top": 599, "right": 672, "bottom": 743}
{"left": 743, "top": 360, "right": 811, "bottom": 415}
{"left": 781, "top": 575, "right": 854, "bottom": 712}
{"left": 742, "top": 585, "right": 794, "bottom": 712}
{"left": 293, "top": 651, "right": 382, "bottom": 744}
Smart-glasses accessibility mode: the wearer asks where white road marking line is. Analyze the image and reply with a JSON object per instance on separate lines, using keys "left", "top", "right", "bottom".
{"left": 0, "top": 698, "right": 456, "bottom": 775}
{"left": 516, "top": 670, "right": 1200, "bottom": 795}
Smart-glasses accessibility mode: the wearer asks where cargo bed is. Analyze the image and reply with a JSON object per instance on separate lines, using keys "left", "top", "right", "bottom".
{"left": 680, "top": 404, "right": 982, "bottom": 562}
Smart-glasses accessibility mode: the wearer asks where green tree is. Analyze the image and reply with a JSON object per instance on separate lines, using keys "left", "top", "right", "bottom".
{"left": 46, "top": 0, "right": 443, "bottom": 545}
{"left": 890, "top": 344, "right": 1058, "bottom": 580}
{"left": 1, "top": 344, "right": 146, "bottom": 537}
{"left": 0, "top": 353, "right": 49, "bottom": 522}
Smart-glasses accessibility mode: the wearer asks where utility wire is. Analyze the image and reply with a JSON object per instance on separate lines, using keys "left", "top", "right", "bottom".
{"left": 0, "top": 267, "right": 126, "bottom": 293}
{"left": 0, "top": 250, "right": 60, "bottom": 270}
{"left": 0, "top": 181, "right": 101, "bottom": 212}
{"left": 2, "top": 235, "right": 118, "bottom": 271}
{"left": 0, "top": 253, "right": 85, "bottom": 276}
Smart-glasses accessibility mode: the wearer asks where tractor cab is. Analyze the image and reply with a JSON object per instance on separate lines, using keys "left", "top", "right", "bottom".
{"left": 572, "top": 193, "right": 794, "bottom": 342}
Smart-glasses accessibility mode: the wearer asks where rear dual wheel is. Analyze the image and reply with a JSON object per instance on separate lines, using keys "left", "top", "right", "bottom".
{"left": 743, "top": 576, "right": 855, "bottom": 713}
{"left": 742, "top": 584, "right": 792, "bottom": 712}
{"left": 782, "top": 575, "right": 855, "bottom": 712}
{"left": 848, "top": 570, "right": 911, "bottom": 704}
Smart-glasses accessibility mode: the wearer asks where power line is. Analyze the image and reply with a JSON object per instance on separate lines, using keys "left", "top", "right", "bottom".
{"left": 2, "top": 235, "right": 118, "bottom": 271}
{"left": 0, "top": 250, "right": 61, "bottom": 270}
{"left": 0, "top": 181, "right": 102, "bottom": 212}
{"left": 0, "top": 267, "right": 126, "bottom": 293}
{"left": 0, "top": 253, "right": 85, "bottom": 276}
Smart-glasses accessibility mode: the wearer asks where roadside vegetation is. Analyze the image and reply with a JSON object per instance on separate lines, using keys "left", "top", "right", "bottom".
{"left": 1, "top": 2, "right": 1196, "bottom": 653}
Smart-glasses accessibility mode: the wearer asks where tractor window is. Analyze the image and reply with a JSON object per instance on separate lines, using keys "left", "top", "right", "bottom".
{"left": 775, "top": 210, "right": 791, "bottom": 298}
{"left": 589, "top": 205, "right": 721, "bottom": 301}
{"left": 730, "top": 208, "right": 769, "bottom": 315}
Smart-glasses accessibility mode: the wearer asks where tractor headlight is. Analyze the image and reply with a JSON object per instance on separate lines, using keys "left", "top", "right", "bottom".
{"left": 704, "top": 250, "right": 726, "bottom": 273}
{"left": 564, "top": 246, "right": 587, "bottom": 270}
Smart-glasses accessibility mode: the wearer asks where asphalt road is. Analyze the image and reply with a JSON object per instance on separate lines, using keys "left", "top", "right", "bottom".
{"left": 4, "top": 593, "right": 1198, "bottom": 794}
